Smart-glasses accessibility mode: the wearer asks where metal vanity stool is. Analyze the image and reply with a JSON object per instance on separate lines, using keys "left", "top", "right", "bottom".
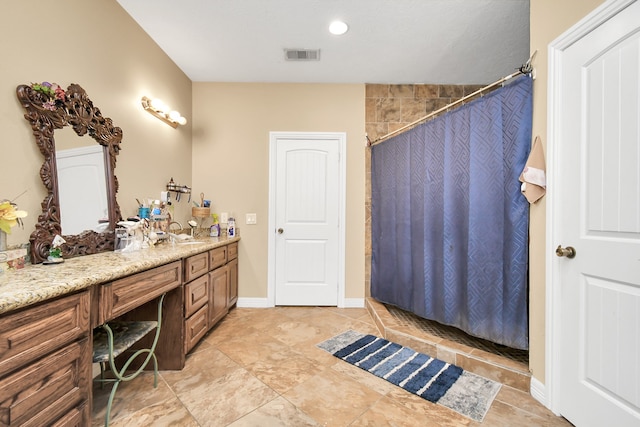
{"left": 92, "top": 293, "right": 166, "bottom": 426}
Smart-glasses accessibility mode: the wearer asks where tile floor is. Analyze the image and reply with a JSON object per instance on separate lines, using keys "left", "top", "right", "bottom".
{"left": 92, "top": 306, "right": 573, "bottom": 426}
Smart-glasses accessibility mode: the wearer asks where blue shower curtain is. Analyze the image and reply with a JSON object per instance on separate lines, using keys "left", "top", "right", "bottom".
{"left": 371, "top": 75, "right": 532, "bottom": 350}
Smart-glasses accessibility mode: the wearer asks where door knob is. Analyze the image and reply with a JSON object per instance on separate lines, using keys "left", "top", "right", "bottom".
{"left": 555, "top": 245, "right": 576, "bottom": 259}
{"left": 277, "top": 228, "right": 284, "bottom": 234}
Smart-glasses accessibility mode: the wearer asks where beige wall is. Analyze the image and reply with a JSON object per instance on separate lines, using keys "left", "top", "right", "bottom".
{"left": 191, "top": 83, "right": 366, "bottom": 301}
{"left": 0, "top": 0, "right": 193, "bottom": 250}
{"left": 528, "top": 0, "right": 605, "bottom": 383}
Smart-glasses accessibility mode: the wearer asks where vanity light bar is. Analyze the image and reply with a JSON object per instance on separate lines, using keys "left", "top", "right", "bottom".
{"left": 141, "top": 96, "right": 187, "bottom": 128}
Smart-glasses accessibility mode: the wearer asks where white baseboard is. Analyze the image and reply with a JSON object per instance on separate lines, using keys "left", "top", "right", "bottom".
{"left": 236, "top": 297, "right": 270, "bottom": 308}
{"left": 342, "top": 298, "right": 365, "bottom": 308}
{"left": 236, "top": 297, "right": 365, "bottom": 308}
{"left": 530, "top": 376, "right": 547, "bottom": 408}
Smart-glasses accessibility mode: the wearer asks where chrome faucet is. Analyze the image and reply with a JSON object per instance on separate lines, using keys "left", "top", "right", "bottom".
{"left": 169, "top": 221, "right": 183, "bottom": 231}
{"left": 188, "top": 220, "right": 198, "bottom": 237}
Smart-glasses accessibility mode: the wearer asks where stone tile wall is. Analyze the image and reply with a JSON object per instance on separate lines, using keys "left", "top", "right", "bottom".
{"left": 364, "top": 83, "right": 484, "bottom": 296}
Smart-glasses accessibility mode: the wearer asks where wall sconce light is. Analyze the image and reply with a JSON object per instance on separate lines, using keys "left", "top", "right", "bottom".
{"left": 141, "top": 96, "right": 187, "bottom": 128}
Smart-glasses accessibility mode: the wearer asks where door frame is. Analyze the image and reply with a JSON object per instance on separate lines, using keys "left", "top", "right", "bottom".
{"left": 545, "top": 0, "right": 636, "bottom": 415}
{"left": 267, "top": 131, "right": 347, "bottom": 307}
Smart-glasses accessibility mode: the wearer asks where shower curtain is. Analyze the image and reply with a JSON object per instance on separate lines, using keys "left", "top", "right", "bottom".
{"left": 371, "top": 75, "right": 532, "bottom": 350}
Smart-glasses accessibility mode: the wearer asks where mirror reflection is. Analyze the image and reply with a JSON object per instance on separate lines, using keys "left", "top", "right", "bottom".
{"left": 55, "top": 126, "right": 109, "bottom": 235}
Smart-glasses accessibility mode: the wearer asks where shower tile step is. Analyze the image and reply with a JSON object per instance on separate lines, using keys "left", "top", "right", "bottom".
{"left": 366, "top": 297, "right": 531, "bottom": 393}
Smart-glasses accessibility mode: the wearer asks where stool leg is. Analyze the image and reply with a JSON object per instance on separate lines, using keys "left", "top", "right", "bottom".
{"left": 96, "top": 293, "right": 166, "bottom": 426}
{"left": 104, "top": 380, "right": 121, "bottom": 427}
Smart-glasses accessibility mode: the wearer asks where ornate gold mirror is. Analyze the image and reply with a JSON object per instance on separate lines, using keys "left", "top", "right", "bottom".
{"left": 16, "top": 83, "right": 123, "bottom": 263}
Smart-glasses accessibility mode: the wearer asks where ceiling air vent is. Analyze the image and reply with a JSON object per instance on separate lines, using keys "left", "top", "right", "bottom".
{"left": 284, "top": 49, "right": 320, "bottom": 61}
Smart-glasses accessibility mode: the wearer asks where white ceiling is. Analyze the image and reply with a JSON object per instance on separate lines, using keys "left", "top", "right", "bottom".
{"left": 117, "top": 0, "right": 530, "bottom": 85}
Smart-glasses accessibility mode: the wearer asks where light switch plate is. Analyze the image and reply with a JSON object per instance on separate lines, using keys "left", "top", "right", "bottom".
{"left": 246, "top": 213, "right": 257, "bottom": 225}
{"left": 220, "top": 212, "right": 228, "bottom": 223}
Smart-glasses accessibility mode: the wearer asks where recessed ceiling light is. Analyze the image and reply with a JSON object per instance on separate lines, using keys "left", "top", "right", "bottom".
{"left": 329, "top": 20, "right": 349, "bottom": 35}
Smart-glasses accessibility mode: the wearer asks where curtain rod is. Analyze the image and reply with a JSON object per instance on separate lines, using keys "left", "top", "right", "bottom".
{"left": 368, "top": 55, "right": 536, "bottom": 147}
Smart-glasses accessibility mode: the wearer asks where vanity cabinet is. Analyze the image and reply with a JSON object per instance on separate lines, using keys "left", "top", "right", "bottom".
{"left": 0, "top": 235, "right": 239, "bottom": 423}
{"left": 183, "top": 242, "right": 238, "bottom": 353}
{"left": 0, "top": 291, "right": 91, "bottom": 426}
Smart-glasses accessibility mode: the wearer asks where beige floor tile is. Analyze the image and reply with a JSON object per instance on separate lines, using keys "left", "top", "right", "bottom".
{"left": 290, "top": 339, "right": 348, "bottom": 367}
{"left": 92, "top": 307, "right": 564, "bottom": 427}
{"left": 214, "top": 329, "right": 290, "bottom": 366}
{"left": 268, "top": 318, "right": 326, "bottom": 346}
{"left": 174, "top": 366, "right": 279, "bottom": 426}
{"left": 493, "top": 386, "right": 572, "bottom": 426}
{"left": 91, "top": 372, "right": 177, "bottom": 426}
{"left": 160, "top": 345, "right": 240, "bottom": 388}
{"left": 93, "top": 397, "right": 200, "bottom": 427}
{"left": 473, "top": 400, "right": 568, "bottom": 427}
{"left": 350, "top": 395, "right": 447, "bottom": 426}
{"left": 384, "top": 388, "right": 473, "bottom": 427}
{"left": 283, "top": 368, "right": 384, "bottom": 427}
{"left": 228, "top": 396, "right": 321, "bottom": 426}
{"left": 246, "top": 347, "right": 326, "bottom": 394}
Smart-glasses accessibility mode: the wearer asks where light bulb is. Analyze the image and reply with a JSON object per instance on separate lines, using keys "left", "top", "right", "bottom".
{"left": 150, "top": 98, "right": 166, "bottom": 112}
{"left": 177, "top": 116, "right": 187, "bottom": 126}
{"left": 168, "top": 110, "right": 181, "bottom": 121}
{"left": 329, "top": 21, "right": 348, "bottom": 35}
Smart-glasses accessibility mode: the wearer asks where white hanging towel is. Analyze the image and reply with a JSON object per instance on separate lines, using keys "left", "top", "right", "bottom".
{"left": 519, "top": 136, "right": 546, "bottom": 203}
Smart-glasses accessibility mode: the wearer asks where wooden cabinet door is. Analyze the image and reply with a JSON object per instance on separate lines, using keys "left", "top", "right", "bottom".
{"left": 0, "top": 291, "right": 90, "bottom": 378}
{"left": 227, "top": 257, "right": 238, "bottom": 308}
{"left": 0, "top": 338, "right": 90, "bottom": 426}
{"left": 208, "top": 266, "right": 229, "bottom": 328}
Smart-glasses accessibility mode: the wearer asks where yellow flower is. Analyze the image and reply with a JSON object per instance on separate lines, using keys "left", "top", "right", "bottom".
{"left": 0, "top": 201, "right": 28, "bottom": 234}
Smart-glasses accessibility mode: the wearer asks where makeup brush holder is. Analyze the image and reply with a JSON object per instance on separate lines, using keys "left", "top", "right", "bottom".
{"left": 192, "top": 207, "right": 210, "bottom": 218}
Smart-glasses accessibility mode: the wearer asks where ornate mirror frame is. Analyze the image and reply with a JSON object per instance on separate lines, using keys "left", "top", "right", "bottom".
{"left": 16, "top": 83, "right": 123, "bottom": 263}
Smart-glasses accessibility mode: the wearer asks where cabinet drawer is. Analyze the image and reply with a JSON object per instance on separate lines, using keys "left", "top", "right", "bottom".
{"left": 209, "top": 246, "right": 227, "bottom": 270}
{"left": 100, "top": 261, "right": 181, "bottom": 323}
{"left": 50, "top": 402, "right": 89, "bottom": 427}
{"left": 185, "top": 274, "right": 209, "bottom": 318}
{"left": 184, "top": 252, "right": 209, "bottom": 283}
{"left": 0, "top": 292, "right": 90, "bottom": 378}
{"left": 0, "top": 338, "right": 90, "bottom": 427}
{"left": 185, "top": 305, "right": 208, "bottom": 354}
{"left": 227, "top": 242, "right": 238, "bottom": 261}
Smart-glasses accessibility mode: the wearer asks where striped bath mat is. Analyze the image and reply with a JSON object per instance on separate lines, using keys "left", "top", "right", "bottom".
{"left": 318, "top": 330, "right": 501, "bottom": 422}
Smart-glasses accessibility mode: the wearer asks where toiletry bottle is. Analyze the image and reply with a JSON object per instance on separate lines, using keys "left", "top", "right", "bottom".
{"left": 227, "top": 214, "right": 236, "bottom": 237}
{"left": 210, "top": 214, "right": 220, "bottom": 237}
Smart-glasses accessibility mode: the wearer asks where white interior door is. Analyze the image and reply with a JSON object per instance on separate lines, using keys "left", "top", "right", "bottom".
{"left": 549, "top": 1, "right": 640, "bottom": 426}
{"left": 269, "top": 132, "right": 344, "bottom": 306}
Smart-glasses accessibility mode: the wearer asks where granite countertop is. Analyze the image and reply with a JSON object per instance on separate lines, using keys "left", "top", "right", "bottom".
{"left": 0, "top": 235, "right": 240, "bottom": 315}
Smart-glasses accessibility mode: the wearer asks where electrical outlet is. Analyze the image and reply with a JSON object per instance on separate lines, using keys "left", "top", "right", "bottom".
{"left": 246, "top": 213, "right": 257, "bottom": 225}
{"left": 220, "top": 212, "right": 228, "bottom": 223}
